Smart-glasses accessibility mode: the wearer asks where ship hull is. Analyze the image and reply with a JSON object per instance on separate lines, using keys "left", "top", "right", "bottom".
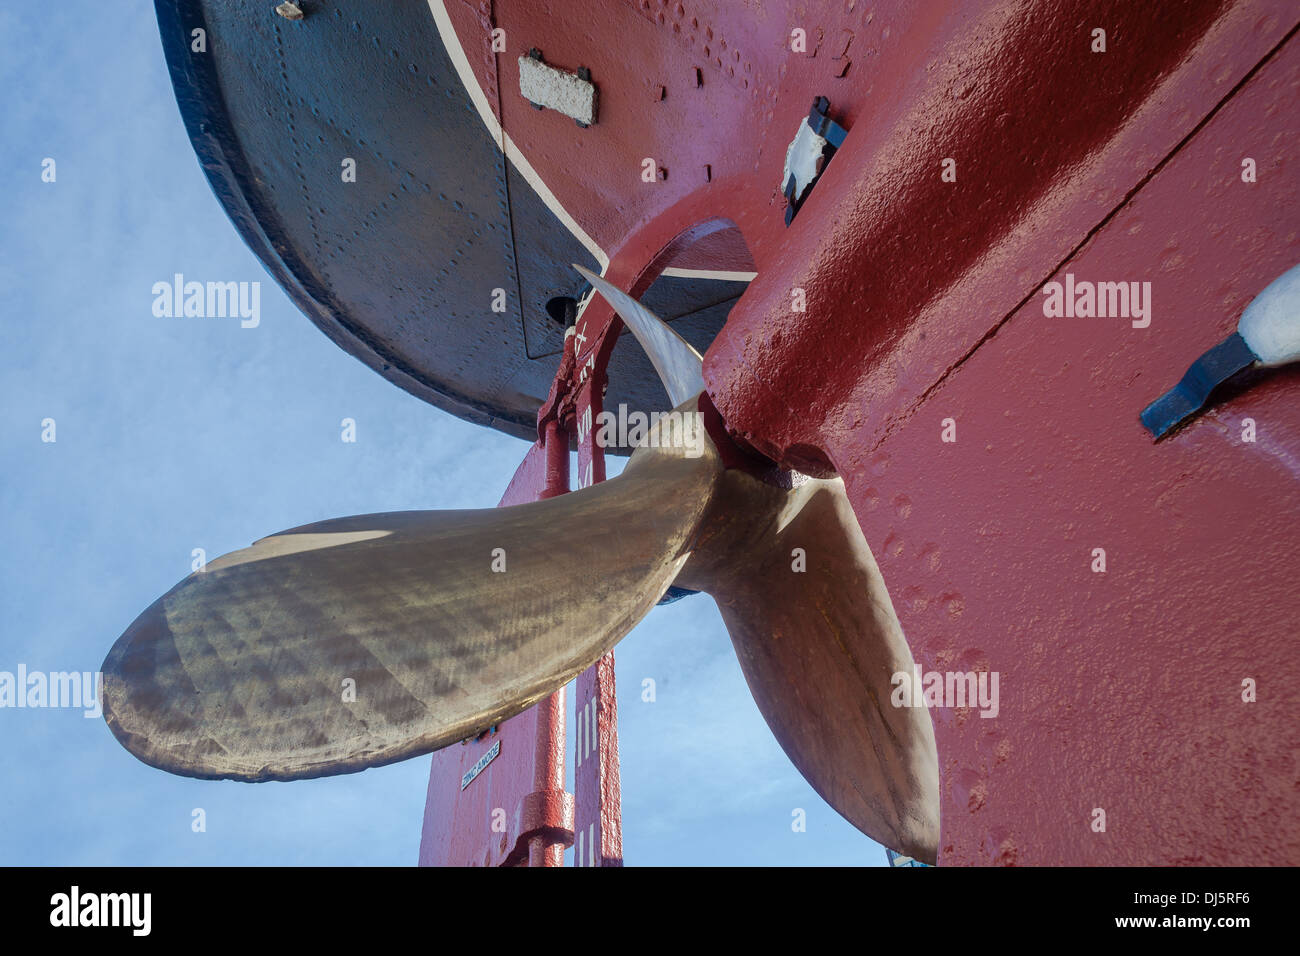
{"left": 159, "top": 0, "right": 1300, "bottom": 865}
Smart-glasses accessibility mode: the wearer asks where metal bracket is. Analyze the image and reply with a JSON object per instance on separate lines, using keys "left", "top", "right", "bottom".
{"left": 1140, "top": 332, "right": 1259, "bottom": 439}
{"left": 520, "top": 49, "right": 597, "bottom": 127}
{"left": 783, "top": 96, "right": 848, "bottom": 226}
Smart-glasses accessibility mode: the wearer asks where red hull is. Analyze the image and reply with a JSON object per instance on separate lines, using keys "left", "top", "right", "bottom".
{"left": 439, "top": 0, "right": 1300, "bottom": 864}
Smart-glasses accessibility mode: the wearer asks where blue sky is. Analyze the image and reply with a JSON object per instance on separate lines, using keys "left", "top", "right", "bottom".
{"left": 0, "top": 1, "right": 883, "bottom": 866}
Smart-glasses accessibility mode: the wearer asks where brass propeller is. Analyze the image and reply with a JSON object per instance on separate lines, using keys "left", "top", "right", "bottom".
{"left": 676, "top": 463, "right": 939, "bottom": 862}
{"left": 102, "top": 274, "right": 939, "bottom": 863}
{"left": 102, "top": 420, "right": 718, "bottom": 784}
{"left": 579, "top": 269, "right": 939, "bottom": 860}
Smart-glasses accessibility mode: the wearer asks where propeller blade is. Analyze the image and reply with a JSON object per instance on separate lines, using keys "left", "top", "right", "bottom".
{"left": 102, "top": 408, "right": 721, "bottom": 781}
{"left": 104, "top": 356, "right": 938, "bottom": 861}
{"left": 573, "top": 264, "right": 705, "bottom": 407}
{"left": 679, "top": 469, "right": 941, "bottom": 863}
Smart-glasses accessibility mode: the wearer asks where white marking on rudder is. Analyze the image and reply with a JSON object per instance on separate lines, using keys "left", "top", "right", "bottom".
{"left": 1239, "top": 263, "right": 1300, "bottom": 367}
{"left": 517, "top": 56, "right": 596, "bottom": 125}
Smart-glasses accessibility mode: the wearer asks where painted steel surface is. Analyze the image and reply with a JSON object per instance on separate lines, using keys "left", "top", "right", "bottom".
{"left": 154, "top": 0, "right": 741, "bottom": 442}
{"left": 572, "top": 359, "right": 624, "bottom": 867}
{"left": 440, "top": 0, "right": 1298, "bottom": 863}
